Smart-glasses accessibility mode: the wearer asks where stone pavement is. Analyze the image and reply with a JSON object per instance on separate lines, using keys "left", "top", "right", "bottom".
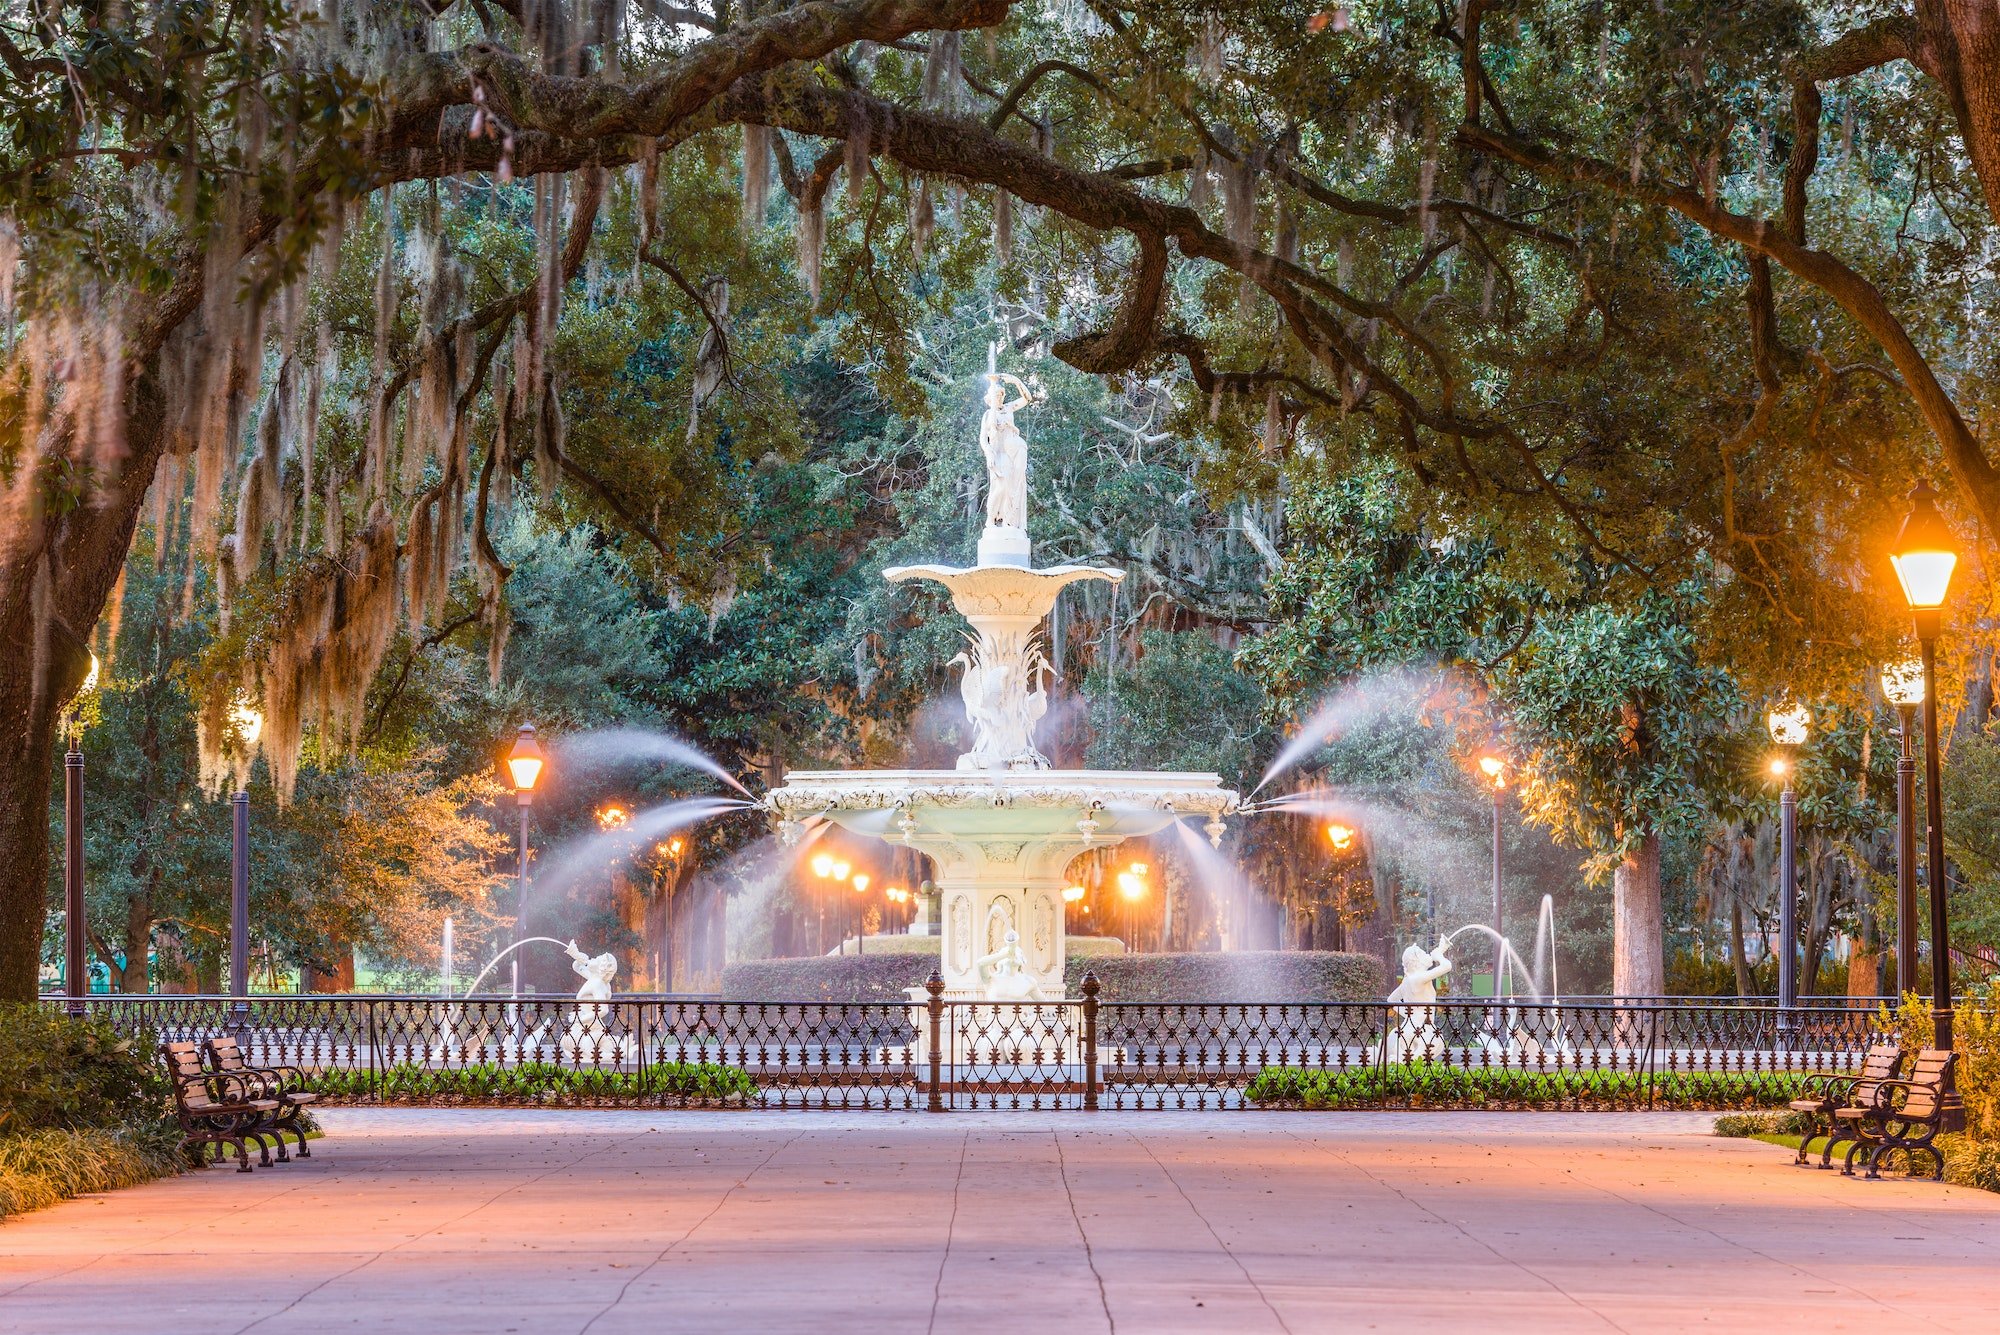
{"left": 2, "top": 1108, "right": 1997, "bottom": 1334}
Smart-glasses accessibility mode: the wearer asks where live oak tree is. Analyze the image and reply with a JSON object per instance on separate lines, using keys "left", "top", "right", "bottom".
{"left": 8, "top": 0, "right": 2000, "bottom": 1000}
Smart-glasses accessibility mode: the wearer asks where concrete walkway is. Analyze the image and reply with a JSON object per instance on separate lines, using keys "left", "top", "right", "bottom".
{"left": 2, "top": 1109, "right": 1997, "bottom": 1333}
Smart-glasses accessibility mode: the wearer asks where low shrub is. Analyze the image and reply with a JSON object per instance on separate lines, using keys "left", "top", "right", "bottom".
{"left": 1245, "top": 1062, "right": 1807, "bottom": 1110}
{"left": 0, "top": 1003, "right": 170, "bottom": 1133}
{"left": 307, "top": 1059, "right": 758, "bottom": 1105}
{"left": 0, "top": 1006, "right": 181, "bottom": 1222}
{"left": 0, "top": 1122, "right": 184, "bottom": 1222}
{"left": 1068, "top": 951, "right": 1385, "bottom": 1003}
{"left": 1714, "top": 1110, "right": 1815, "bottom": 1138}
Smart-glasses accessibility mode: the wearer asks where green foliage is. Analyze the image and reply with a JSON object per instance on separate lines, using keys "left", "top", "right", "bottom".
{"left": 1086, "top": 630, "right": 1267, "bottom": 783}
{"left": 1713, "top": 1110, "right": 1816, "bottom": 1139}
{"left": 1245, "top": 1062, "right": 1807, "bottom": 1111}
{"left": 0, "top": 1123, "right": 184, "bottom": 1222}
{"left": 1875, "top": 993, "right": 2000, "bottom": 1144}
{"left": 1502, "top": 595, "right": 1741, "bottom": 872}
{"left": 307, "top": 1060, "right": 756, "bottom": 1105}
{"left": 0, "top": 1006, "right": 168, "bottom": 1135}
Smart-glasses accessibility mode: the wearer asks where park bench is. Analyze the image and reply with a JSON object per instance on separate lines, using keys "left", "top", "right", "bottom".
{"left": 162, "top": 1040, "right": 281, "bottom": 1172}
{"left": 1785, "top": 1041, "right": 1902, "bottom": 1168}
{"left": 204, "top": 1035, "right": 319, "bottom": 1162}
{"left": 1835, "top": 1046, "right": 1957, "bottom": 1180}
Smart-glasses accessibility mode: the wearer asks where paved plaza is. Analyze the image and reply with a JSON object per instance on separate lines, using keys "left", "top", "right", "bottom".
{"left": 2, "top": 1108, "right": 1997, "bottom": 1333}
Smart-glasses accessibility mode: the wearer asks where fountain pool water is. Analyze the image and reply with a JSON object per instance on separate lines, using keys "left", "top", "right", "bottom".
{"left": 765, "top": 360, "right": 1238, "bottom": 1060}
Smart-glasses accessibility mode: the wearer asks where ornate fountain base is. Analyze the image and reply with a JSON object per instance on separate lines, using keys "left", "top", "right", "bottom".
{"left": 768, "top": 768, "right": 1238, "bottom": 1000}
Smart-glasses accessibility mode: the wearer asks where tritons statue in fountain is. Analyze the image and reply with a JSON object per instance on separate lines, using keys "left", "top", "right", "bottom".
{"left": 765, "top": 358, "right": 1238, "bottom": 1013}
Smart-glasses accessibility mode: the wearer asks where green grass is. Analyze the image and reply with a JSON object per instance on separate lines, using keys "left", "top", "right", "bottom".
{"left": 305, "top": 1060, "right": 758, "bottom": 1105}
{"left": 0, "top": 1121, "right": 184, "bottom": 1222}
{"left": 1245, "top": 1062, "right": 1811, "bottom": 1110}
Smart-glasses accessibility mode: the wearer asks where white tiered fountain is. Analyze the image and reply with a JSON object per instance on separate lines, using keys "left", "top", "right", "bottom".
{"left": 765, "top": 365, "right": 1239, "bottom": 1058}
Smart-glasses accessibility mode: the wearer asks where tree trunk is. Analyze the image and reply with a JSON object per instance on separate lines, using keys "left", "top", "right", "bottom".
{"left": 1848, "top": 898, "right": 1881, "bottom": 998}
{"left": 1612, "top": 833, "right": 1664, "bottom": 997}
{"left": 1729, "top": 892, "right": 1754, "bottom": 996}
{"left": 0, "top": 381, "right": 169, "bottom": 1001}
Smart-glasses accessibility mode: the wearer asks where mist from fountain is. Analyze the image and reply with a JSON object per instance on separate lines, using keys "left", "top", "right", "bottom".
{"left": 1166, "top": 816, "right": 1260, "bottom": 951}
{"left": 526, "top": 796, "right": 756, "bottom": 917}
{"left": 553, "top": 727, "right": 754, "bottom": 795}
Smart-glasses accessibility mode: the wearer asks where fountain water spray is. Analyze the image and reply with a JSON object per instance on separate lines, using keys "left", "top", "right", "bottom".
{"left": 1252, "top": 669, "right": 1432, "bottom": 794}
{"left": 554, "top": 727, "right": 754, "bottom": 796}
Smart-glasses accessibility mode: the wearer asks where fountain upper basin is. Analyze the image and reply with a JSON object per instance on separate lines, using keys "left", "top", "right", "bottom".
{"left": 766, "top": 768, "right": 1239, "bottom": 843}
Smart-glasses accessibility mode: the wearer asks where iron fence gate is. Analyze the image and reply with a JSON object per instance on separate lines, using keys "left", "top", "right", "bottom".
{"left": 52, "top": 984, "right": 1902, "bottom": 1113}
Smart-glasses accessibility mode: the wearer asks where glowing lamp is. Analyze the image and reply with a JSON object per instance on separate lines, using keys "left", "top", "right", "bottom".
{"left": 1062, "top": 884, "right": 1087, "bottom": 903}
{"left": 1766, "top": 703, "right": 1810, "bottom": 747}
{"left": 1478, "top": 755, "right": 1505, "bottom": 788}
{"left": 1325, "top": 823, "right": 1356, "bottom": 852}
{"left": 810, "top": 853, "right": 836, "bottom": 878}
{"left": 851, "top": 873, "right": 870, "bottom": 893}
{"left": 230, "top": 698, "right": 264, "bottom": 748}
{"left": 507, "top": 724, "right": 545, "bottom": 794}
{"left": 1880, "top": 659, "right": 1925, "bottom": 708}
{"left": 831, "top": 860, "right": 851, "bottom": 882}
{"left": 1769, "top": 757, "right": 1789, "bottom": 778}
{"left": 1890, "top": 481, "right": 1959, "bottom": 612}
{"left": 1128, "top": 861, "right": 1148, "bottom": 876}
{"left": 1116, "top": 871, "right": 1145, "bottom": 900}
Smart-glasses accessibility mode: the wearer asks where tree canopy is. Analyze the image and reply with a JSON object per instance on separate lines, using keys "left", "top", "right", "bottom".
{"left": 9, "top": 1, "right": 2000, "bottom": 998}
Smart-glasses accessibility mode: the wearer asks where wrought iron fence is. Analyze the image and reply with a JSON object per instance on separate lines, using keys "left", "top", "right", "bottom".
{"left": 55, "top": 991, "right": 1890, "bottom": 1112}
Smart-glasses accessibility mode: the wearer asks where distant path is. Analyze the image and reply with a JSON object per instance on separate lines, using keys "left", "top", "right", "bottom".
{"left": 1, "top": 1109, "right": 1996, "bottom": 1333}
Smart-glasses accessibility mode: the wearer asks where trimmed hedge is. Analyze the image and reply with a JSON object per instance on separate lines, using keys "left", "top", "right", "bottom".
{"left": 723, "top": 954, "right": 932, "bottom": 1003}
{"left": 1067, "top": 951, "right": 1384, "bottom": 1003}
{"left": 1246, "top": 1062, "right": 1809, "bottom": 1110}
{"left": 722, "top": 949, "right": 1384, "bottom": 1004}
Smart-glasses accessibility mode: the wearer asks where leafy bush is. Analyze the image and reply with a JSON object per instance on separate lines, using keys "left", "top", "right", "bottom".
{"left": 1714, "top": 1110, "right": 1815, "bottom": 1138}
{"left": 1245, "top": 1062, "right": 1807, "bottom": 1110}
{"left": 0, "top": 1004, "right": 169, "bottom": 1134}
{"left": 306, "top": 1060, "right": 757, "bottom": 1105}
{"left": 1873, "top": 993, "right": 1999, "bottom": 1142}
{"left": 1068, "top": 951, "right": 1384, "bottom": 1002}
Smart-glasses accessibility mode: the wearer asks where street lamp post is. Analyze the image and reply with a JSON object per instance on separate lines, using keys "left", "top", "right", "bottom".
{"left": 63, "top": 653, "right": 98, "bottom": 1015}
{"left": 228, "top": 700, "right": 264, "bottom": 1027}
{"left": 1881, "top": 660, "right": 1925, "bottom": 993}
{"left": 506, "top": 724, "right": 546, "bottom": 1004}
{"left": 1766, "top": 704, "right": 1809, "bottom": 1013}
{"left": 1479, "top": 757, "right": 1506, "bottom": 992}
{"left": 1889, "top": 480, "right": 1965, "bottom": 1129}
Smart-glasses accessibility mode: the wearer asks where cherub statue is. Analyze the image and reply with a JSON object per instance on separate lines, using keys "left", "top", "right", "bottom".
{"left": 561, "top": 940, "right": 620, "bottom": 1061}
{"left": 1385, "top": 940, "right": 1453, "bottom": 1063}
{"left": 978, "top": 372, "right": 1035, "bottom": 531}
{"left": 975, "top": 928, "right": 1040, "bottom": 1002}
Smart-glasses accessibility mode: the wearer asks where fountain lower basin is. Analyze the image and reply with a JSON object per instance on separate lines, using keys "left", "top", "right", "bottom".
{"left": 767, "top": 769, "right": 1238, "bottom": 1000}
